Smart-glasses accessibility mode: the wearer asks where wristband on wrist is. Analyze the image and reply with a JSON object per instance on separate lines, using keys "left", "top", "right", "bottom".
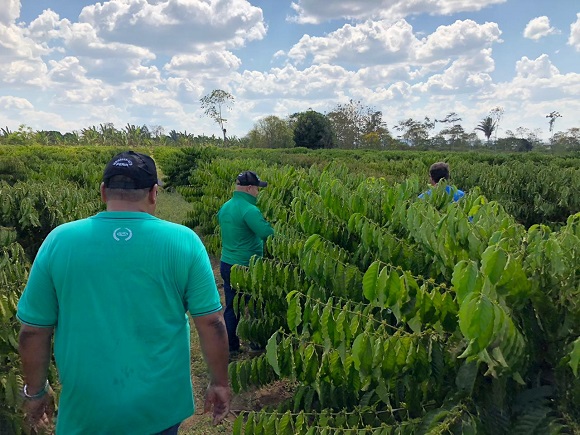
{"left": 23, "top": 380, "right": 49, "bottom": 399}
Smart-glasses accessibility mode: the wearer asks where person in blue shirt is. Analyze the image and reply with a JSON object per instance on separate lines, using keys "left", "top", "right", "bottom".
{"left": 418, "top": 161, "right": 464, "bottom": 202}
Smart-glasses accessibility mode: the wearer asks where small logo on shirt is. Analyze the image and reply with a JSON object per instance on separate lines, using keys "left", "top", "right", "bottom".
{"left": 113, "top": 228, "right": 133, "bottom": 241}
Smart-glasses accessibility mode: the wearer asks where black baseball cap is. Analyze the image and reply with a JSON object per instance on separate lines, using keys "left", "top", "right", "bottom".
{"left": 236, "top": 171, "right": 267, "bottom": 187}
{"left": 103, "top": 151, "right": 161, "bottom": 189}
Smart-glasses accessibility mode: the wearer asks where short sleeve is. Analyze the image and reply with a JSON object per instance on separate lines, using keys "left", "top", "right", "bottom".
{"left": 185, "top": 238, "right": 222, "bottom": 317}
{"left": 17, "top": 240, "right": 58, "bottom": 327}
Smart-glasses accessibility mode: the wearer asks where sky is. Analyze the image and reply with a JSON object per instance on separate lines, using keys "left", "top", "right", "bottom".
{"left": 1, "top": 0, "right": 579, "bottom": 141}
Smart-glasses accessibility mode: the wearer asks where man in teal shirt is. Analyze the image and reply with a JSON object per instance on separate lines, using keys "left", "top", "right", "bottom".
{"left": 218, "top": 171, "right": 274, "bottom": 354}
{"left": 17, "top": 151, "right": 231, "bottom": 434}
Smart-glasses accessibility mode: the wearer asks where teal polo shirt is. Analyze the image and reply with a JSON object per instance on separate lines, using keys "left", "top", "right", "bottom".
{"left": 17, "top": 211, "right": 221, "bottom": 434}
{"left": 218, "top": 191, "right": 274, "bottom": 266}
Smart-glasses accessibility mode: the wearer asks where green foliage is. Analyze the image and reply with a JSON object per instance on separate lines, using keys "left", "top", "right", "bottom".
{"left": 246, "top": 115, "right": 295, "bottom": 148}
{"left": 2, "top": 145, "right": 579, "bottom": 432}
{"left": 0, "top": 229, "right": 28, "bottom": 434}
{"left": 0, "top": 180, "right": 102, "bottom": 258}
{"left": 327, "top": 99, "right": 391, "bottom": 149}
{"left": 215, "top": 162, "right": 579, "bottom": 432}
{"left": 394, "top": 117, "right": 435, "bottom": 147}
{"left": 155, "top": 146, "right": 215, "bottom": 189}
{"left": 292, "top": 110, "right": 334, "bottom": 149}
{"left": 475, "top": 116, "right": 497, "bottom": 142}
{"left": 0, "top": 147, "right": 107, "bottom": 432}
{"left": 200, "top": 89, "right": 234, "bottom": 141}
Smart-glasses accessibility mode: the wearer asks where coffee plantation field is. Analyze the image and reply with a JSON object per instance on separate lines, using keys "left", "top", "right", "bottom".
{"left": 1, "top": 145, "right": 579, "bottom": 434}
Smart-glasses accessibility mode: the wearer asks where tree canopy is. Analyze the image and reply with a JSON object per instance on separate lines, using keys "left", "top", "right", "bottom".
{"left": 200, "top": 89, "right": 234, "bottom": 142}
{"left": 475, "top": 116, "right": 496, "bottom": 142}
{"left": 247, "top": 115, "right": 294, "bottom": 148}
{"left": 291, "top": 110, "right": 334, "bottom": 149}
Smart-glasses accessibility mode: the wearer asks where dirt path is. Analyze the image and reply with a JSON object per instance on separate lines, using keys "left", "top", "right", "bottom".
{"left": 178, "top": 256, "right": 294, "bottom": 434}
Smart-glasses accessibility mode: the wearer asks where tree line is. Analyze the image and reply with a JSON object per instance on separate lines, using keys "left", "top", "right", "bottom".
{"left": 2, "top": 91, "right": 578, "bottom": 152}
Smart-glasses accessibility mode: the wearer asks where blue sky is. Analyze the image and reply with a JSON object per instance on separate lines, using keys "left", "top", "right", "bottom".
{"left": 1, "top": 0, "right": 579, "bottom": 141}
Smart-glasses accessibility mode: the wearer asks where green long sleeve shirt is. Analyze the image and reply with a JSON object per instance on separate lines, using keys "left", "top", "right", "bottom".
{"left": 218, "top": 191, "right": 274, "bottom": 266}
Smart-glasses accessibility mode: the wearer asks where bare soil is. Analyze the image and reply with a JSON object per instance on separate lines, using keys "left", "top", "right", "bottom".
{"left": 178, "top": 256, "right": 294, "bottom": 434}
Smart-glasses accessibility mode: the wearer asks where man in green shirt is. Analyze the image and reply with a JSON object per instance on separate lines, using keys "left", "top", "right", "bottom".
{"left": 17, "top": 151, "right": 231, "bottom": 434}
{"left": 218, "top": 171, "right": 274, "bottom": 354}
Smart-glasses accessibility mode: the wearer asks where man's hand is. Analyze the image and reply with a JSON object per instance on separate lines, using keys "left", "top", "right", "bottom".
{"left": 204, "top": 383, "right": 232, "bottom": 425}
{"left": 194, "top": 313, "right": 230, "bottom": 424}
{"left": 23, "top": 386, "right": 55, "bottom": 433}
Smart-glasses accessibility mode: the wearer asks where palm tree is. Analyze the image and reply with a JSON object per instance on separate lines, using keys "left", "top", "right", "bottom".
{"left": 475, "top": 116, "right": 496, "bottom": 143}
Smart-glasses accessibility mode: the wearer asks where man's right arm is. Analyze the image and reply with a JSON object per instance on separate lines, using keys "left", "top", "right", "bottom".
{"left": 244, "top": 208, "right": 274, "bottom": 240}
{"left": 193, "top": 312, "right": 231, "bottom": 424}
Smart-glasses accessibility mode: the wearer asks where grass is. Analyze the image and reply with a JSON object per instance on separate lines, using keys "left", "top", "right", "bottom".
{"left": 155, "top": 188, "right": 192, "bottom": 225}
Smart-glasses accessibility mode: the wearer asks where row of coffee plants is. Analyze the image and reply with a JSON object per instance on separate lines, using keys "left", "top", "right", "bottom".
{"left": 0, "top": 146, "right": 135, "bottom": 433}
{"left": 2, "top": 145, "right": 579, "bottom": 229}
{"left": 180, "top": 156, "right": 579, "bottom": 434}
{"left": 167, "top": 146, "right": 580, "bottom": 228}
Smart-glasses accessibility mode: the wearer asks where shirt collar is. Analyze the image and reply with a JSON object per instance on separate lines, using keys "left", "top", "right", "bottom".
{"left": 233, "top": 191, "right": 257, "bottom": 205}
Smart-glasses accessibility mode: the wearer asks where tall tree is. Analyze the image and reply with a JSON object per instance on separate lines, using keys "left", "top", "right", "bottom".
{"left": 394, "top": 117, "right": 434, "bottom": 147}
{"left": 247, "top": 115, "right": 294, "bottom": 148}
{"left": 439, "top": 124, "right": 469, "bottom": 148}
{"left": 435, "top": 112, "right": 464, "bottom": 148}
{"left": 435, "top": 112, "right": 462, "bottom": 126}
{"left": 327, "top": 100, "right": 389, "bottom": 149}
{"left": 292, "top": 110, "right": 334, "bottom": 149}
{"left": 200, "top": 89, "right": 234, "bottom": 142}
{"left": 489, "top": 106, "right": 504, "bottom": 140}
{"left": 475, "top": 116, "right": 496, "bottom": 143}
{"left": 546, "top": 111, "right": 562, "bottom": 137}
{"left": 551, "top": 127, "right": 580, "bottom": 151}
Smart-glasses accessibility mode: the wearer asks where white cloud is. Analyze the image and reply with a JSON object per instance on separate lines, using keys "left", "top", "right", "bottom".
{"left": 483, "top": 59, "right": 580, "bottom": 139}
{"left": 420, "top": 49, "right": 495, "bottom": 93}
{"left": 62, "top": 86, "right": 115, "bottom": 105}
{"left": 58, "top": 22, "right": 156, "bottom": 62}
{"left": 0, "top": 17, "right": 50, "bottom": 60}
{"left": 289, "top": 0, "right": 507, "bottom": 24}
{"left": 515, "top": 54, "right": 559, "bottom": 79}
{"left": 166, "top": 77, "right": 205, "bottom": 104}
{"left": 489, "top": 55, "right": 580, "bottom": 116}
{"left": 0, "top": 95, "right": 34, "bottom": 110}
{"left": 78, "top": 0, "right": 267, "bottom": 54}
{"left": 27, "top": 9, "right": 65, "bottom": 41}
{"left": 415, "top": 20, "right": 502, "bottom": 61}
{"left": 285, "top": 19, "right": 501, "bottom": 69}
{"left": 129, "top": 86, "right": 182, "bottom": 111}
{"left": 287, "top": 19, "right": 417, "bottom": 65}
{"left": 164, "top": 51, "right": 242, "bottom": 75}
{"left": 0, "top": 0, "right": 20, "bottom": 25}
{"left": 48, "top": 56, "right": 90, "bottom": 83}
{"left": 0, "top": 59, "right": 48, "bottom": 87}
{"left": 356, "top": 65, "right": 415, "bottom": 86}
{"left": 523, "top": 16, "right": 560, "bottom": 40}
{"left": 235, "top": 64, "right": 356, "bottom": 100}
{"left": 569, "top": 13, "right": 580, "bottom": 51}
{"left": 0, "top": 8, "right": 49, "bottom": 63}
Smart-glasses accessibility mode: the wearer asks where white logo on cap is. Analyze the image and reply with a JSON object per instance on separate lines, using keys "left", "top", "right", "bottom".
{"left": 113, "top": 228, "right": 133, "bottom": 241}
{"left": 113, "top": 158, "right": 133, "bottom": 167}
